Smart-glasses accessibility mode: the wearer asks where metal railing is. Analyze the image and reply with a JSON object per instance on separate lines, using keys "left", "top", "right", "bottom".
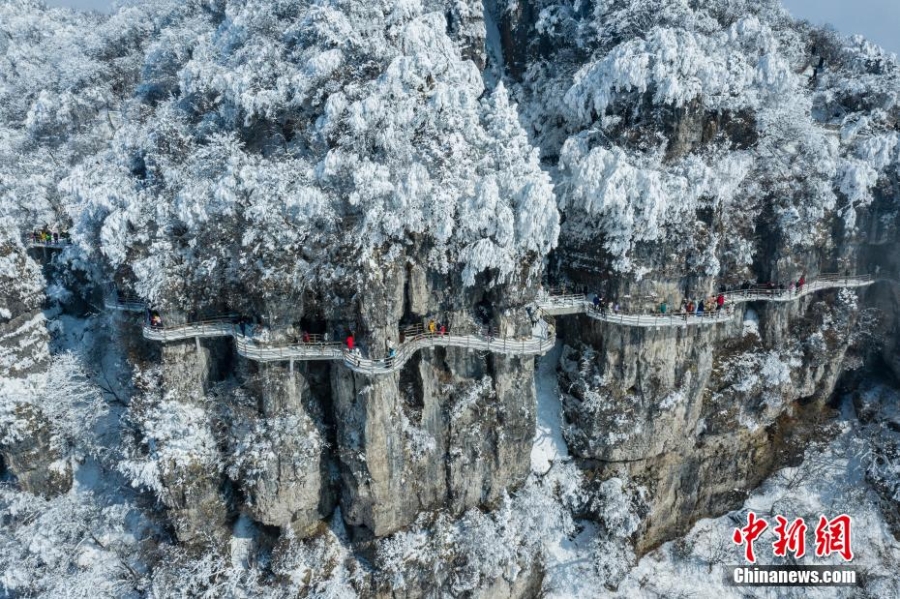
{"left": 334, "top": 329, "right": 556, "bottom": 375}
{"left": 717, "top": 274, "right": 874, "bottom": 304}
{"left": 537, "top": 274, "right": 876, "bottom": 328}
{"left": 234, "top": 334, "right": 345, "bottom": 362}
{"left": 23, "top": 233, "right": 71, "bottom": 249}
{"left": 142, "top": 318, "right": 236, "bottom": 341}
{"left": 117, "top": 273, "right": 877, "bottom": 372}
{"left": 103, "top": 285, "right": 146, "bottom": 313}
{"left": 137, "top": 315, "right": 556, "bottom": 374}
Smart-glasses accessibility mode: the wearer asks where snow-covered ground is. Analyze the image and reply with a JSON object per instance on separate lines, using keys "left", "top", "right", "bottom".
{"left": 482, "top": 2, "right": 505, "bottom": 91}
{"left": 532, "top": 341, "right": 569, "bottom": 474}
{"left": 530, "top": 345, "right": 603, "bottom": 598}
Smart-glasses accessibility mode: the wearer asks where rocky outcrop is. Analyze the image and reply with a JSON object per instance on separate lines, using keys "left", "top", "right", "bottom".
{"left": 446, "top": 0, "right": 488, "bottom": 69}
{"left": 556, "top": 291, "right": 862, "bottom": 553}
{"left": 0, "top": 238, "right": 48, "bottom": 379}
{"left": 122, "top": 249, "right": 541, "bottom": 547}
{"left": 155, "top": 341, "right": 230, "bottom": 547}
{"left": 0, "top": 402, "right": 72, "bottom": 496}
{"left": 330, "top": 259, "right": 538, "bottom": 537}
{"left": 236, "top": 361, "right": 335, "bottom": 536}
{"left": 0, "top": 234, "right": 72, "bottom": 497}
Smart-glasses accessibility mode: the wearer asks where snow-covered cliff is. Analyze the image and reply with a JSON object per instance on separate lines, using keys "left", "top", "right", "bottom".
{"left": 2, "top": 0, "right": 900, "bottom": 597}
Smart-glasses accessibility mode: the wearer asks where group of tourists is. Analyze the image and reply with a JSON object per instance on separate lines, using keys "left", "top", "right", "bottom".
{"left": 582, "top": 272, "right": 815, "bottom": 321}
{"left": 591, "top": 294, "right": 621, "bottom": 316}
{"left": 30, "top": 228, "right": 69, "bottom": 245}
{"left": 736, "top": 274, "right": 807, "bottom": 295}
{"left": 148, "top": 310, "right": 163, "bottom": 328}
{"left": 426, "top": 319, "right": 448, "bottom": 336}
{"left": 676, "top": 294, "right": 727, "bottom": 319}
{"left": 591, "top": 293, "right": 728, "bottom": 319}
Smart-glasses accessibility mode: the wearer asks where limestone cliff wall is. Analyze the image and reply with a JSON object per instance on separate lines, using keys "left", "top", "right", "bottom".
{"left": 556, "top": 291, "right": 863, "bottom": 553}
{"left": 0, "top": 238, "right": 71, "bottom": 496}
{"left": 121, "top": 249, "right": 541, "bottom": 549}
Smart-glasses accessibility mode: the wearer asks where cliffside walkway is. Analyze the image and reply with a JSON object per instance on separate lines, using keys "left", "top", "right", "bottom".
{"left": 140, "top": 319, "right": 554, "bottom": 375}
{"left": 22, "top": 234, "right": 71, "bottom": 250}
{"left": 105, "top": 274, "right": 874, "bottom": 374}
{"left": 103, "top": 286, "right": 146, "bottom": 312}
{"left": 536, "top": 274, "right": 875, "bottom": 327}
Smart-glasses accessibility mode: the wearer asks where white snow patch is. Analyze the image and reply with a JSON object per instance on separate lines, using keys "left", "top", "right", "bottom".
{"left": 531, "top": 342, "right": 569, "bottom": 475}
{"left": 743, "top": 307, "right": 759, "bottom": 337}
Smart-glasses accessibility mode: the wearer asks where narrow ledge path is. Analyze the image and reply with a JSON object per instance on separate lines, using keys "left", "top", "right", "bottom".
{"left": 103, "top": 274, "right": 876, "bottom": 376}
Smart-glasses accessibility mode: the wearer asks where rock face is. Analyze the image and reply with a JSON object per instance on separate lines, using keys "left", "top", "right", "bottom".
{"left": 0, "top": 239, "right": 48, "bottom": 379}
{"left": 860, "top": 199, "right": 900, "bottom": 378}
{"left": 329, "top": 260, "right": 537, "bottom": 537}
{"left": 0, "top": 402, "right": 72, "bottom": 496}
{"left": 126, "top": 251, "right": 540, "bottom": 546}
{"left": 0, "top": 235, "right": 71, "bottom": 497}
{"left": 155, "top": 341, "right": 231, "bottom": 547}
{"left": 556, "top": 288, "right": 863, "bottom": 553}
{"left": 446, "top": 0, "right": 488, "bottom": 69}
{"left": 238, "top": 361, "right": 335, "bottom": 536}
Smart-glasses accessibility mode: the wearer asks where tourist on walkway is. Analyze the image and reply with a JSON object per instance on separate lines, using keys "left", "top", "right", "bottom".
{"left": 439, "top": 323, "right": 446, "bottom": 336}
{"left": 593, "top": 294, "right": 601, "bottom": 311}
{"left": 798, "top": 274, "right": 806, "bottom": 292}
{"left": 387, "top": 345, "right": 396, "bottom": 367}
{"left": 302, "top": 331, "right": 311, "bottom": 343}
{"left": 696, "top": 300, "right": 704, "bottom": 317}
{"left": 428, "top": 319, "right": 437, "bottom": 335}
{"left": 716, "top": 293, "right": 725, "bottom": 311}
{"left": 346, "top": 333, "right": 355, "bottom": 351}
{"left": 659, "top": 301, "right": 667, "bottom": 315}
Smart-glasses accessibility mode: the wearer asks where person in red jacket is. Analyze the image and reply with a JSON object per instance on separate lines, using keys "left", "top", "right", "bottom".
{"left": 798, "top": 274, "right": 806, "bottom": 292}
{"left": 346, "top": 333, "right": 354, "bottom": 351}
{"left": 716, "top": 293, "right": 725, "bottom": 311}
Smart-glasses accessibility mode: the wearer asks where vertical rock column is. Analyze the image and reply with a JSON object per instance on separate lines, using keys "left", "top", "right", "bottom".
{"left": 157, "top": 340, "right": 229, "bottom": 546}
{"left": 443, "top": 307, "right": 536, "bottom": 513}
{"left": 332, "top": 262, "right": 538, "bottom": 536}
{"left": 331, "top": 261, "right": 440, "bottom": 536}
{"left": 237, "top": 360, "right": 335, "bottom": 537}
